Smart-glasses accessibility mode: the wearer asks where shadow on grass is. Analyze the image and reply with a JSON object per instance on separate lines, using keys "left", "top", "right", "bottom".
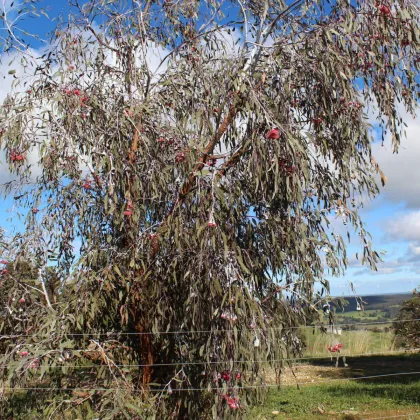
{"left": 305, "top": 353, "right": 420, "bottom": 406}
{"left": 307, "top": 352, "right": 420, "bottom": 376}
{"left": 323, "top": 380, "right": 420, "bottom": 406}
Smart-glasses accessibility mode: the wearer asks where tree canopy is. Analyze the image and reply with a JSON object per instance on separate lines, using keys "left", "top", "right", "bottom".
{"left": 0, "top": 0, "right": 419, "bottom": 418}
{"left": 394, "top": 288, "right": 420, "bottom": 349}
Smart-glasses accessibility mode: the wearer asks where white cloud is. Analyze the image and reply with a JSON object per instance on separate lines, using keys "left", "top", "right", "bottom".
{"left": 406, "top": 242, "right": 420, "bottom": 260}
{"left": 383, "top": 210, "right": 420, "bottom": 242}
{"left": 353, "top": 266, "right": 403, "bottom": 276}
{"left": 372, "top": 108, "right": 420, "bottom": 208}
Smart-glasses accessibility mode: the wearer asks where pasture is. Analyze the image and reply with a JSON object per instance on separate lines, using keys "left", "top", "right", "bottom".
{"left": 252, "top": 353, "right": 420, "bottom": 419}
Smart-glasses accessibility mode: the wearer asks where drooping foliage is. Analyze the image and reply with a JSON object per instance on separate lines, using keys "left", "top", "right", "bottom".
{"left": 394, "top": 288, "right": 420, "bottom": 349}
{"left": 0, "top": 0, "right": 419, "bottom": 418}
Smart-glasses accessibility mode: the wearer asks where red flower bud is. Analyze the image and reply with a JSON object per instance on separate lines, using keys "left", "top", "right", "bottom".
{"left": 208, "top": 211, "right": 217, "bottom": 228}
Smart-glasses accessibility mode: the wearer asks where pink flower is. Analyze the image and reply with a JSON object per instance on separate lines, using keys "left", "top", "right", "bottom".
{"left": 221, "top": 371, "right": 230, "bottom": 381}
{"left": 0, "top": 260, "right": 8, "bottom": 264}
{"left": 29, "top": 360, "right": 39, "bottom": 368}
{"left": 11, "top": 152, "right": 25, "bottom": 162}
{"left": 378, "top": 4, "right": 391, "bottom": 16}
{"left": 175, "top": 152, "right": 186, "bottom": 163}
{"left": 226, "top": 396, "right": 240, "bottom": 409}
{"left": 20, "top": 351, "right": 29, "bottom": 357}
{"left": 19, "top": 298, "right": 25, "bottom": 303}
{"left": 266, "top": 128, "right": 280, "bottom": 140}
{"left": 124, "top": 210, "right": 132, "bottom": 217}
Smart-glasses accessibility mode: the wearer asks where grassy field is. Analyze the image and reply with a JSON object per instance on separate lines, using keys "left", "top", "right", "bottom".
{"left": 301, "top": 293, "right": 409, "bottom": 358}
{"left": 334, "top": 310, "right": 389, "bottom": 321}
{"left": 302, "top": 329, "right": 395, "bottom": 358}
{"left": 251, "top": 353, "right": 420, "bottom": 419}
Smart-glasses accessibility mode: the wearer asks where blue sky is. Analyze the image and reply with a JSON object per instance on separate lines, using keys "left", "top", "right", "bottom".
{"left": 1, "top": 0, "right": 419, "bottom": 297}
{"left": 328, "top": 114, "right": 420, "bottom": 296}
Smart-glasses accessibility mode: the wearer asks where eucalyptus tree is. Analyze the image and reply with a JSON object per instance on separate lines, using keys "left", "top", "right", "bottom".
{"left": 0, "top": 0, "right": 419, "bottom": 418}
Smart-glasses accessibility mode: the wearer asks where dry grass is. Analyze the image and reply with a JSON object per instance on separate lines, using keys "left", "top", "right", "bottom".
{"left": 302, "top": 329, "right": 395, "bottom": 357}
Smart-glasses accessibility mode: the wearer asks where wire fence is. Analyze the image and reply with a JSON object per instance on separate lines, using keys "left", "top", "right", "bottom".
{"left": 1, "top": 318, "right": 419, "bottom": 420}
{"left": 1, "top": 348, "right": 419, "bottom": 369}
{"left": 1, "top": 317, "right": 418, "bottom": 338}
{"left": 1, "top": 371, "right": 420, "bottom": 393}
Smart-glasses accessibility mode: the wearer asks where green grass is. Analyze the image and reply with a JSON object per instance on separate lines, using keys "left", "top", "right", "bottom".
{"left": 335, "top": 309, "right": 389, "bottom": 321}
{"left": 249, "top": 379, "right": 420, "bottom": 419}
{"left": 251, "top": 353, "right": 420, "bottom": 419}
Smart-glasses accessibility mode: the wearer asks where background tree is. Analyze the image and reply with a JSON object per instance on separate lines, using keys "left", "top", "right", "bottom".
{"left": 394, "top": 288, "right": 420, "bottom": 349}
{"left": 0, "top": 0, "right": 419, "bottom": 418}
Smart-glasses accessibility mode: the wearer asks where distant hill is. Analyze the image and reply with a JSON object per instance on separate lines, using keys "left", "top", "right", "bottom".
{"left": 331, "top": 293, "right": 413, "bottom": 324}
{"left": 340, "top": 293, "right": 412, "bottom": 312}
